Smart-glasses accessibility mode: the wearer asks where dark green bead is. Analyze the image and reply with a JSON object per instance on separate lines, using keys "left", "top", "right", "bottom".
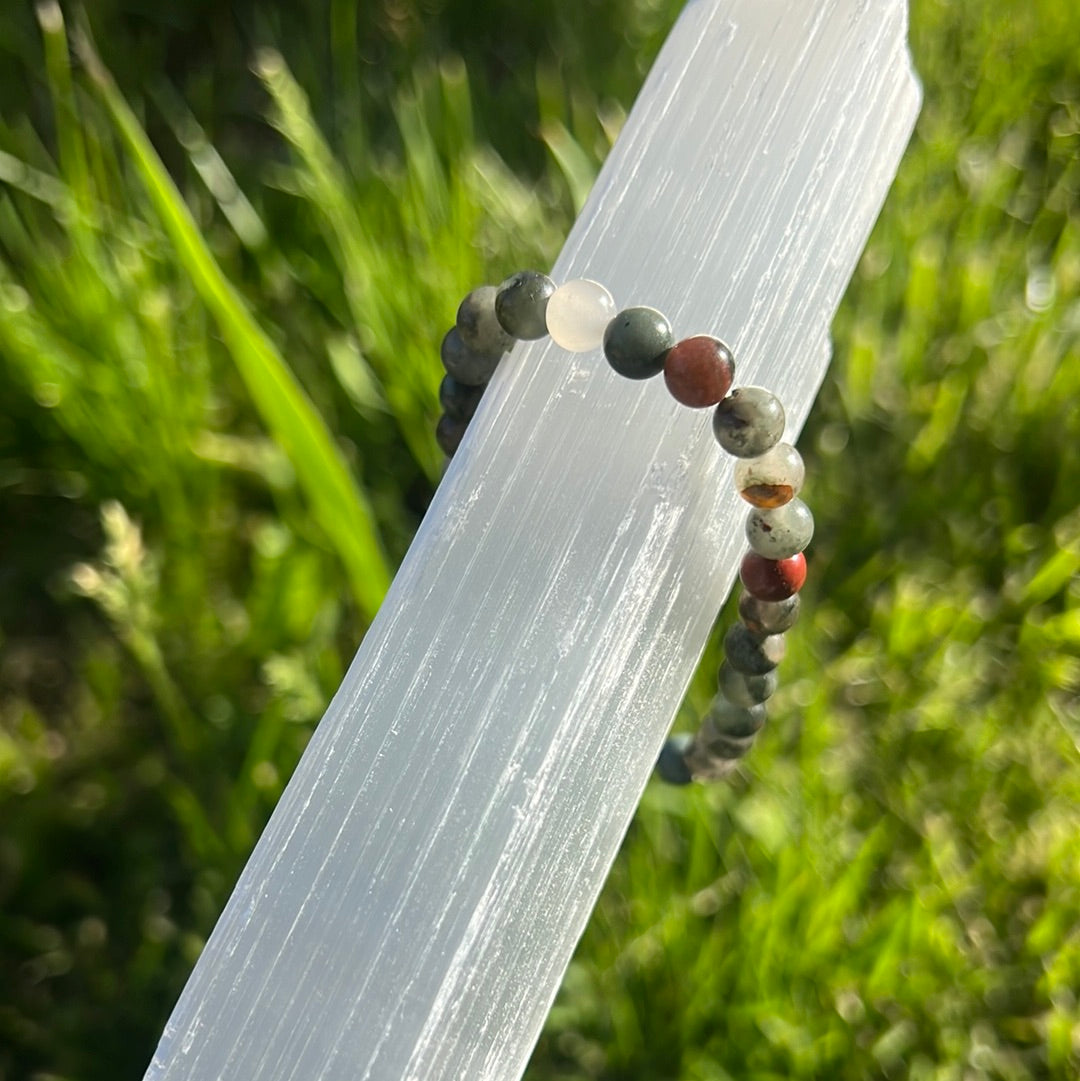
{"left": 439, "top": 376, "right": 485, "bottom": 422}
{"left": 718, "top": 660, "right": 777, "bottom": 706}
{"left": 441, "top": 327, "right": 501, "bottom": 386}
{"left": 457, "top": 286, "right": 515, "bottom": 356}
{"left": 435, "top": 413, "right": 468, "bottom": 457}
{"left": 724, "top": 623, "right": 786, "bottom": 675}
{"left": 738, "top": 592, "right": 800, "bottom": 636}
{"left": 656, "top": 733, "right": 694, "bottom": 785}
{"left": 709, "top": 699, "right": 767, "bottom": 739}
{"left": 697, "top": 728, "right": 756, "bottom": 761}
{"left": 495, "top": 271, "right": 555, "bottom": 340}
{"left": 712, "top": 387, "right": 785, "bottom": 458}
{"left": 602, "top": 306, "right": 673, "bottom": 380}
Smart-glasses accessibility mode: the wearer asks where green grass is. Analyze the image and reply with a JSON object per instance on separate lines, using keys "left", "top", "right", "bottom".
{"left": 1, "top": 1, "right": 1078, "bottom": 1079}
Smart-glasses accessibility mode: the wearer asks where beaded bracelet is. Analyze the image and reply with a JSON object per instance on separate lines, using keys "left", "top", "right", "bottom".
{"left": 435, "top": 271, "right": 811, "bottom": 786}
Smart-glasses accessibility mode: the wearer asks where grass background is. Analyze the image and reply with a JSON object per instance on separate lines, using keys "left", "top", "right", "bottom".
{"left": 1, "top": 0, "right": 1078, "bottom": 1078}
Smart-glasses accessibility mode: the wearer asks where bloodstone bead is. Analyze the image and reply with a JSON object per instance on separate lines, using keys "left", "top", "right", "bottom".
{"left": 738, "top": 592, "right": 801, "bottom": 636}
{"left": 709, "top": 699, "right": 768, "bottom": 739}
{"left": 740, "top": 551, "right": 807, "bottom": 602}
{"left": 440, "top": 327, "right": 502, "bottom": 386}
{"left": 663, "top": 335, "right": 735, "bottom": 408}
{"left": 685, "top": 741, "right": 740, "bottom": 782}
{"left": 435, "top": 413, "right": 468, "bottom": 457}
{"left": 655, "top": 733, "right": 694, "bottom": 785}
{"left": 602, "top": 306, "right": 674, "bottom": 380}
{"left": 745, "top": 498, "right": 815, "bottom": 559}
{"left": 718, "top": 660, "right": 778, "bottom": 706}
{"left": 734, "top": 443, "right": 804, "bottom": 508}
{"left": 495, "top": 270, "right": 556, "bottom": 340}
{"left": 712, "top": 386, "right": 786, "bottom": 458}
{"left": 724, "top": 623, "right": 786, "bottom": 675}
{"left": 456, "top": 286, "right": 515, "bottom": 356}
{"left": 438, "top": 375, "right": 485, "bottom": 422}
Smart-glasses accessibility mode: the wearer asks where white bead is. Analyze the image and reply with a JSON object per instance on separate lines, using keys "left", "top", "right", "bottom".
{"left": 545, "top": 279, "right": 616, "bottom": 352}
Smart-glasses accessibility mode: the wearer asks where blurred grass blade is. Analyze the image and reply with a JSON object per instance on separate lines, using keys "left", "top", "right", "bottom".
{"left": 74, "top": 30, "right": 391, "bottom": 620}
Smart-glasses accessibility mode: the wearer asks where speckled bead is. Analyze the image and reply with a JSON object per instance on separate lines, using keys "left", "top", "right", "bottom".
{"left": 663, "top": 335, "right": 735, "bottom": 407}
{"left": 684, "top": 740, "right": 740, "bottom": 782}
{"left": 738, "top": 592, "right": 801, "bottom": 636}
{"left": 709, "top": 699, "right": 768, "bottom": 739}
{"left": 456, "top": 286, "right": 515, "bottom": 356}
{"left": 713, "top": 387, "right": 785, "bottom": 458}
{"left": 436, "top": 413, "right": 468, "bottom": 457}
{"left": 656, "top": 732, "right": 694, "bottom": 785}
{"left": 745, "top": 499, "right": 814, "bottom": 560}
{"left": 546, "top": 279, "right": 617, "bottom": 352}
{"left": 724, "top": 623, "right": 786, "bottom": 675}
{"left": 734, "top": 442, "right": 805, "bottom": 508}
{"left": 440, "top": 327, "right": 502, "bottom": 386}
{"left": 495, "top": 270, "right": 556, "bottom": 340}
{"left": 602, "top": 306, "right": 674, "bottom": 380}
{"left": 718, "top": 660, "right": 778, "bottom": 706}
{"left": 439, "top": 375, "right": 485, "bottom": 422}
{"left": 740, "top": 551, "right": 807, "bottom": 602}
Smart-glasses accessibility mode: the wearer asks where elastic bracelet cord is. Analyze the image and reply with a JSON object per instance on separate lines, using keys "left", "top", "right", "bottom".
{"left": 435, "top": 271, "right": 811, "bottom": 786}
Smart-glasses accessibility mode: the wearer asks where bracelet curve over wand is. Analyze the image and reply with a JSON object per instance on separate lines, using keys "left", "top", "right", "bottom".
{"left": 435, "top": 270, "right": 813, "bottom": 785}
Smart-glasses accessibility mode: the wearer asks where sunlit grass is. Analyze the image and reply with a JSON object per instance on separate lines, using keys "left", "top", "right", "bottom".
{"left": 0, "top": 0, "right": 1078, "bottom": 1079}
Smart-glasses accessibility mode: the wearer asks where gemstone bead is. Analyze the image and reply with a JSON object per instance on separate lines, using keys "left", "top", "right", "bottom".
{"left": 724, "top": 623, "right": 786, "bottom": 675}
{"left": 456, "top": 286, "right": 515, "bottom": 356}
{"left": 495, "top": 270, "right": 556, "bottom": 340}
{"left": 436, "top": 413, "right": 468, "bottom": 457}
{"left": 656, "top": 733, "right": 694, "bottom": 785}
{"left": 440, "top": 327, "right": 502, "bottom": 386}
{"left": 685, "top": 740, "right": 740, "bottom": 782}
{"left": 439, "top": 375, "right": 485, "bottom": 422}
{"left": 663, "top": 335, "right": 735, "bottom": 407}
{"left": 709, "top": 699, "right": 768, "bottom": 739}
{"left": 602, "top": 306, "right": 673, "bottom": 380}
{"left": 545, "top": 279, "right": 617, "bottom": 352}
{"left": 738, "top": 592, "right": 801, "bottom": 636}
{"left": 734, "top": 442, "right": 805, "bottom": 508}
{"left": 745, "top": 498, "right": 814, "bottom": 559}
{"left": 718, "top": 660, "right": 778, "bottom": 706}
{"left": 713, "top": 387, "right": 785, "bottom": 458}
{"left": 695, "top": 715, "right": 757, "bottom": 760}
{"left": 740, "top": 551, "right": 807, "bottom": 602}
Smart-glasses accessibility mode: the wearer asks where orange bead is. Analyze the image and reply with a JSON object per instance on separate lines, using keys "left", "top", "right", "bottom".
{"left": 739, "top": 551, "right": 807, "bottom": 601}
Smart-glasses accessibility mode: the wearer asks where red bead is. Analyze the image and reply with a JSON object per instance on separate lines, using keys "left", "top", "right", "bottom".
{"left": 739, "top": 551, "right": 807, "bottom": 601}
{"left": 663, "top": 335, "right": 735, "bottom": 408}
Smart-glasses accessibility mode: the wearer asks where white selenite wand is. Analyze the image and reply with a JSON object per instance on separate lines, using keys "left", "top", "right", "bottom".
{"left": 145, "top": 3, "right": 921, "bottom": 1080}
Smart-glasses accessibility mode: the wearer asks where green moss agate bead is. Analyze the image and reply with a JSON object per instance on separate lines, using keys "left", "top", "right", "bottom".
{"left": 738, "top": 592, "right": 801, "bottom": 636}
{"left": 745, "top": 498, "right": 815, "bottom": 559}
{"left": 718, "top": 660, "right": 778, "bottom": 706}
{"left": 456, "top": 286, "right": 515, "bottom": 356}
{"left": 602, "top": 306, "right": 674, "bottom": 380}
{"left": 712, "top": 386, "right": 785, "bottom": 458}
{"left": 439, "top": 376, "right": 485, "bottom": 422}
{"left": 440, "top": 327, "right": 502, "bottom": 386}
{"left": 709, "top": 699, "right": 767, "bottom": 739}
{"left": 656, "top": 733, "right": 694, "bottom": 785}
{"left": 495, "top": 270, "right": 556, "bottom": 340}
{"left": 436, "top": 413, "right": 468, "bottom": 457}
{"left": 724, "top": 622, "right": 786, "bottom": 674}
